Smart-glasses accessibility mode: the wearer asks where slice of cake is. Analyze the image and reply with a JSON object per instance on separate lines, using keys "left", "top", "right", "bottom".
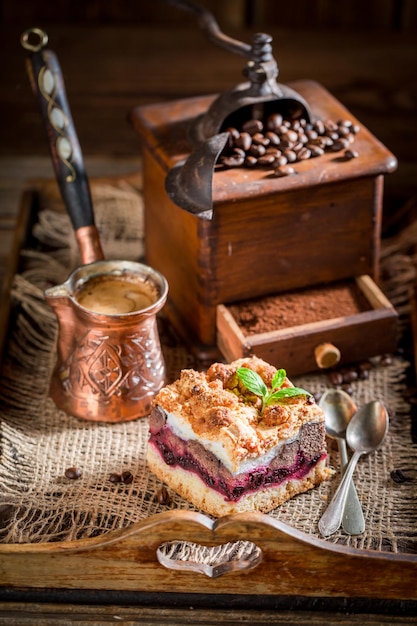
{"left": 147, "top": 356, "right": 333, "bottom": 517}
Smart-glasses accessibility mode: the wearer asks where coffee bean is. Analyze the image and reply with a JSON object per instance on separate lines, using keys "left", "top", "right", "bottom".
{"left": 306, "top": 129, "right": 318, "bottom": 141}
{"left": 235, "top": 132, "right": 252, "bottom": 151}
{"left": 297, "top": 147, "right": 311, "bottom": 160}
{"left": 337, "top": 125, "right": 351, "bottom": 137}
{"left": 244, "top": 155, "right": 258, "bottom": 167}
{"left": 221, "top": 154, "right": 245, "bottom": 167}
{"left": 273, "top": 165, "right": 295, "bottom": 177}
{"left": 252, "top": 132, "right": 270, "bottom": 146}
{"left": 156, "top": 486, "right": 171, "bottom": 505}
{"left": 109, "top": 472, "right": 122, "bottom": 483}
{"left": 265, "top": 131, "right": 280, "bottom": 146}
{"left": 309, "top": 145, "right": 324, "bottom": 157}
{"left": 338, "top": 119, "right": 353, "bottom": 129}
{"left": 390, "top": 469, "right": 413, "bottom": 484}
{"left": 265, "top": 146, "right": 281, "bottom": 157}
{"left": 285, "top": 129, "right": 299, "bottom": 143}
{"left": 344, "top": 149, "right": 359, "bottom": 160}
{"left": 242, "top": 119, "right": 263, "bottom": 135}
{"left": 266, "top": 113, "right": 283, "bottom": 130}
{"left": 250, "top": 144, "right": 266, "bottom": 157}
{"left": 65, "top": 467, "right": 82, "bottom": 480}
{"left": 274, "top": 154, "right": 288, "bottom": 167}
{"left": 121, "top": 470, "right": 134, "bottom": 484}
{"left": 292, "top": 141, "right": 304, "bottom": 152}
{"left": 327, "top": 371, "right": 343, "bottom": 386}
{"left": 279, "top": 137, "right": 293, "bottom": 149}
{"left": 333, "top": 138, "right": 351, "bottom": 151}
{"left": 257, "top": 154, "right": 276, "bottom": 166}
{"left": 283, "top": 149, "right": 297, "bottom": 163}
{"left": 324, "top": 120, "right": 338, "bottom": 132}
{"left": 314, "top": 120, "right": 325, "bottom": 135}
{"left": 380, "top": 354, "right": 393, "bottom": 367}
{"left": 225, "top": 126, "right": 240, "bottom": 140}
{"left": 342, "top": 368, "right": 358, "bottom": 383}
{"left": 278, "top": 124, "right": 289, "bottom": 134}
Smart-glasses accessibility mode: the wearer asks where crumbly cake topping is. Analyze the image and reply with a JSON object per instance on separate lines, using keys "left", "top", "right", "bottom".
{"left": 153, "top": 356, "right": 324, "bottom": 466}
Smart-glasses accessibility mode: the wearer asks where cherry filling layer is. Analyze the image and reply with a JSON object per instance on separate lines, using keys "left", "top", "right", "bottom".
{"left": 148, "top": 417, "right": 326, "bottom": 502}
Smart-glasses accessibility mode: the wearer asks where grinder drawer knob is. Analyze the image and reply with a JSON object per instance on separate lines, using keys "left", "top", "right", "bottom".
{"left": 314, "top": 343, "right": 341, "bottom": 369}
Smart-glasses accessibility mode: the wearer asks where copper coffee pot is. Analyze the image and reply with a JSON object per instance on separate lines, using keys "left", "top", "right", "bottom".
{"left": 21, "top": 28, "right": 168, "bottom": 422}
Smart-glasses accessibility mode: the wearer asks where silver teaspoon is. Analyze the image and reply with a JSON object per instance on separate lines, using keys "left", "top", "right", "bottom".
{"left": 319, "top": 400, "right": 389, "bottom": 538}
{"left": 319, "top": 389, "right": 365, "bottom": 535}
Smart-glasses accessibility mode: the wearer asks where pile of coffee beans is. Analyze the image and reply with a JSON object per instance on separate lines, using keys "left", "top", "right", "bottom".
{"left": 219, "top": 113, "right": 360, "bottom": 177}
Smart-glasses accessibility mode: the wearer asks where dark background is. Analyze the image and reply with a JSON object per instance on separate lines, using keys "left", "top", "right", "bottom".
{"left": 1, "top": 0, "right": 416, "bottom": 232}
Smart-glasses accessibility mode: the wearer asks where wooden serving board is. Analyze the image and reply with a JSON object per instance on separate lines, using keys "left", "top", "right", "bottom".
{"left": 1, "top": 509, "right": 417, "bottom": 600}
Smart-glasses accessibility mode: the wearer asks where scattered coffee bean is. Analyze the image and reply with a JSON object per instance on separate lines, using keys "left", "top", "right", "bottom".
{"left": 121, "top": 470, "right": 134, "bottom": 484}
{"left": 109, "top": 472, "right": 122, "bottom": 483}
{"left": 156, "top": 486, "right": 171, "bottom": 505}
{"left": 344, "top": 149, "right": 359, "bottom": 160}
{"left": 390, "top": 469, "right": 413, "bottom": 484}
{"left": 273, "top": 165, "right": 295, "bottom": 177}
{"left": 380, "top": 354, "right": 393, "bottom": 367}
{"left": 332, "top": 138, "right": 351, "bottom": 151}
{"left": 327, "top": 371, "right": 344, "bottom": 386}
{"left": 65, "top": 467, "right": 82, "bottom": 480}
{"left": 342, "top": 369, "right": 359, "bottom": 383}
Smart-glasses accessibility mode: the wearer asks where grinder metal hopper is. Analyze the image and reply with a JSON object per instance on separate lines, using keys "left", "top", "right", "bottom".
{"left": 164, "top": 0, "right": 313, "bottom": 219}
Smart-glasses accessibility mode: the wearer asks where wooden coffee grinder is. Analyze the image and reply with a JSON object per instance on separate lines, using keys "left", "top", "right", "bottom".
{"left": 131, "top": 0, "right": 398, "bottom": 374}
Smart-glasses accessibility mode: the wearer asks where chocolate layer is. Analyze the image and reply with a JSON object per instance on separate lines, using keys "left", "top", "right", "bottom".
{"left": 149, "top": 406, "right": 326, "bottom": 502}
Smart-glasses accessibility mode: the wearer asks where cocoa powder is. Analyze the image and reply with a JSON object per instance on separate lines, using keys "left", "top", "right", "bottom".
{"left": 228, "top": 281, "right": 371, "bottom": 336}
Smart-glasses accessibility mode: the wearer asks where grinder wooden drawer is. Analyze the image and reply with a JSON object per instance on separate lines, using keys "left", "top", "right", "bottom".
{"left": 216, "top": 275, "right": 398, "bottom": 376}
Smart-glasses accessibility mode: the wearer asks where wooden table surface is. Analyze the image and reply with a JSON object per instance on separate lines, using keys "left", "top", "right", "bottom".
{"left": 1, "top": 21, "right": 417, "bottom": 625}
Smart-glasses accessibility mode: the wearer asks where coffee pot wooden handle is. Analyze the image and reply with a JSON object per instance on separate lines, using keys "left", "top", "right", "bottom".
{"left": 21, "top": 28, "right": 104, "bottom": 262}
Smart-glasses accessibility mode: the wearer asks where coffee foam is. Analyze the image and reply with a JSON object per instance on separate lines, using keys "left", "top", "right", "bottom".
{"left": 75, "top": 274, "right": 158, "bottom": 315}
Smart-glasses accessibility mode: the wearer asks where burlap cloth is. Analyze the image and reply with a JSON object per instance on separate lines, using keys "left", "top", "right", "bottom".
{"left": 0, "top": 178, "right": 416, "bottom": 556}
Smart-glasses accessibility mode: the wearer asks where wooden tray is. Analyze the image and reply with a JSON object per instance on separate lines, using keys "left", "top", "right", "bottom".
{"left": 0, "top": 188, "right": 416, "bottom": 612}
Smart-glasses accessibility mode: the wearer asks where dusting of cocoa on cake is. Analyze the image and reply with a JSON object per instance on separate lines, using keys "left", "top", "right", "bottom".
{"left": 228, "top": 281, "right": 371, "bottom": 336}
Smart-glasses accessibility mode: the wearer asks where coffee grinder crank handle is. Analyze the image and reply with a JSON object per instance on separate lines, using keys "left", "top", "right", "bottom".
{"left": 21, "top": 28, "right": 104, "bottom": 265}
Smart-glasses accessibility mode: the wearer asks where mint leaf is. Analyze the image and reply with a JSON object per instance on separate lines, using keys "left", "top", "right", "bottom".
{"left": 266, "top": 386, "right": 311, "bottom": 406}
{"left": 271, "top": 368, "right": 286, "bottom": 390}
{"left": 236, "top": 366, "right": 311, "bottom": 413}
{"left": 236, "top": 367, "right": 268, "bottom": 397}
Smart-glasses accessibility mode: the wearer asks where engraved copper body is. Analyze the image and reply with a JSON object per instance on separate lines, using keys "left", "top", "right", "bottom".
{"left": 45, "top": 261, "right": 168, "bottom": 423}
